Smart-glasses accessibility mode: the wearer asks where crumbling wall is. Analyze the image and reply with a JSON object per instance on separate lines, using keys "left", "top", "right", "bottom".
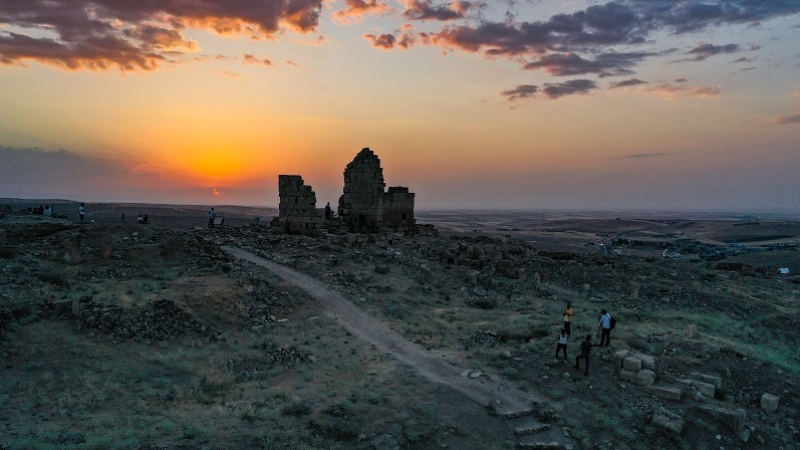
{"left": 338, "top": 148, "right": 416, "bottom": 233}
{"left": 382, "top": 187, "right": 415, "bottom": 231}
{"left": 338, "top": 148, "right": 386, "bottom": 233}
{"left": 278, "top": 175, "right": 320, "bottom": 233}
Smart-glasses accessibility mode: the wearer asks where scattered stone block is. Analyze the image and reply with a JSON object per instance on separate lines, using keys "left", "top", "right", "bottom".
{"left": 371, "top": 434, "right": 399, "bottom": 450}
{"left": 635, "top": 353, "right": 657, "bottom": 371}
{"left": 622, "top": 357, "right": 642, "bottom": 372}
{"left": 761, "top": 393, "right": 780, "bottom": 413}
{"left": 374, "top": 265, "right": 390, "bottom": 274}
{"left": 700, "top": 405, "right": 746, "bottom": 433}
{"left": 692, "top": 381, "right": 716, "bottom": 398}
{"left": 613, "top": 350, "right": 630, "bottom": 369}
{"left": 642, "top": 385, "right": 683, "bottom": 401}
{"left": 619, "top": 369, "right": 637, "bottom": 383}
{"left": 636, "top": 369, "right": 656, "bottom": 386}
{"left": 689, "top": 372, "right": 722, "bottom": 389}
{"left": 738, "top": 427, "right": 751, "bottom": 443}
{"left": 652, "top": 407, "right": 683, "bottom": 437}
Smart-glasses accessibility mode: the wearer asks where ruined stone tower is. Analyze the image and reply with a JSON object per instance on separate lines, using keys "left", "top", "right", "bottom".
{"left": 277, "top": 175, "right": 319, "bottom": 232}
{"left": 275, "top": 148, "right": 415, "bottom": 235}
{"left": 338, "top": 148, "right": 415, "bottom": 233}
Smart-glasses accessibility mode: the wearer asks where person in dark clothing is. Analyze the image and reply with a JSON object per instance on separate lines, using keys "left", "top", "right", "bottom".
{"left": 574, "top": 335, "right": 592, "bottom": 375}
{"left": 324, "top": 202, "right": 332, "bottom": 220}
{"left": 208, "top": 207, "right": 216, "bottom": 229}
{"left": 555, "top": 328, "right": 568, "bottom": 362}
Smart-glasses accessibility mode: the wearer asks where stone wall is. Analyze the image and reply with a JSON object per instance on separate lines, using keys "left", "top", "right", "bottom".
{"left": 338, "top": 148, "right": 415, "bottom": 233}
{"left": 278, "top": 175, "right": 320, "bottom": 233}
{"left": 382, "top": 187, "right": 415, "bottom": 232}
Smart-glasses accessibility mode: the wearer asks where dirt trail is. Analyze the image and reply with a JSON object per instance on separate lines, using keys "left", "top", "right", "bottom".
{"left": 223, "top": 245, "right": 541, "bottom": 416}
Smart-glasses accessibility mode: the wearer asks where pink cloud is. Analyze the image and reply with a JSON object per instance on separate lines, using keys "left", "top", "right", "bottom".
{"left": 0, "top": 0, "right": 324, "bottom": 71}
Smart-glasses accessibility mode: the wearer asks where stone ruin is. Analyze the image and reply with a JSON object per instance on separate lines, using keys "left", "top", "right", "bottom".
{"left": 277, "top": 175, "right": 320, "bottom": 233}
{"left": 338, "top": 148, "right": 415, "bottom": 233}
{"left": 276, "top": 148, "right": 415, "bottom": 234}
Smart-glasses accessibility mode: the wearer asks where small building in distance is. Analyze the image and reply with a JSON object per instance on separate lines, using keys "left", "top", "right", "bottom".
{"left": 338, "top": 148, "right": 415, "bottom": 233}
{"left": 275, "top": 148, "right": 415, "bottom": 234}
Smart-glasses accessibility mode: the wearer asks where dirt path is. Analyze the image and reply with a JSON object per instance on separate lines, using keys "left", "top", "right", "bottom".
{"left": 223, "top": 245, "right": 541, "bottom": 417}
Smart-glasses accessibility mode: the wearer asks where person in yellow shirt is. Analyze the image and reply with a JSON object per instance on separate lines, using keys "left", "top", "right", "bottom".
{"left": 563, "top": 303, "right": 573, "bottom": 336}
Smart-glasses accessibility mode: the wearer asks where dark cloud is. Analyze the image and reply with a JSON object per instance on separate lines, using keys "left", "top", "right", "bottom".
{"left": 364, "top": 33, "right": 396, "bottom": 49}
{"left": 500, "top": 84, "right": 538, "bottom": 101}
{"left": 732, "top": 56, "right": 755, "bottom": 63}
{"left": 772, "top": 112, "right": 800, "bottom": 125}
{"left": 609, "top": 78, "right": 647, "bottom": 89}
{"left": 403, "top": 0, "right": 474, "bottom": 21}
{"left": 0, "top": 0, "right": 324, "bottom": 71}
{"left": 523, "top": 51, "right": 653, "bottom": 77}
{"left": 334, "top": 0, "right": 392, "bottom": 22}
{"left": 425, "top": 1, "right": 800, "bottom": 76}
{"left": 649, "top": 83, "right": 721, "bottom": 97}
{"left": 243, "top": 53, "right": 272, "bottom": 65}
{"left": 542, "top": 79, "right": 597, "bottom": 99}
{"left": 684, "top": 43, "right": 739, "bottom": 61}
{"left": 674, "top": 78, "right": 688, "bottom": 83}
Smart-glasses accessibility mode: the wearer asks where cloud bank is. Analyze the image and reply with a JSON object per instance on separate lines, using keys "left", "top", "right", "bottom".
{"left": 0, "top": 0, "right": 324, "bottom": 70}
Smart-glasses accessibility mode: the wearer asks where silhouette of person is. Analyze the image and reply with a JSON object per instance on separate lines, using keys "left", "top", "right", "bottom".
{"left": 79, "top": 203, "right": 85, "bottom": 224}
{"left": 574, "top": 335, "right": 592, "bottom": 375}
{"left": 324, "top": 202, "right": 332, "bottom": 220}
{"left": 208, "top": 207, "right": 216, "bottom": 229}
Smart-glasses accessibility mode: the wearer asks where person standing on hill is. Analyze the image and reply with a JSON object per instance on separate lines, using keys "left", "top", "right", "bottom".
{"left": 563, "top": 302, "right": 573, "bottom": 336}
{"left": 79, "top": 203, "right": 85, "bottom": 224}
{"left": 324, "top": 202, "right": 332, "bottom": 220}
{"left": 599, "top": 309, "right": 612, "bottom": 346}
{"left": 574, "top": 335, "right": 592, "bottom": 375}
{"left": 208, "top": 207, "right": 216, "bottom": 229}
{"left": 555, "top": 328, "right": 568, "bottom": 362}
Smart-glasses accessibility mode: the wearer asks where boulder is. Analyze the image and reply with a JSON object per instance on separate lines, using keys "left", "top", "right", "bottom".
{"left": 374, "top": 265, "right": 390, "bottom": 274}
{"left": 622, "top": 357, "right": 642, "bottom": 372}
{"left": 761, "top": 393, "right": 780, "bottom": 413}
{"left": 652, "top": 407, "right": 683, "bottom": 438}
{"left": 635, "top": 369, "right": 656, "bottom": 387}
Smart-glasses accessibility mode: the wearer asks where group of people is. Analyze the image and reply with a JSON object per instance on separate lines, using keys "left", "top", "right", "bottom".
{"left": 553, "top": 303, "right": 614, "bottom": 375}
{"left": 30, "top": 204, "right": 54, "bottom": 216}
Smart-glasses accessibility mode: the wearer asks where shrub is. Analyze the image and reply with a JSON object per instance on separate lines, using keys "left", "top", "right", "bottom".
{"left": 36, "top": 272, "right": 69, "bottom": 288}
{"left": 281, "top": 400, "right": 312, "bottom": 417}
{"left": 259, "top": 427, "right": 340, "bottom": 450}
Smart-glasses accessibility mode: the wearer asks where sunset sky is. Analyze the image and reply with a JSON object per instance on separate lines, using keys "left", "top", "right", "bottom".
{"left": 1, "top": 0, "right": 799, "bottom": 212}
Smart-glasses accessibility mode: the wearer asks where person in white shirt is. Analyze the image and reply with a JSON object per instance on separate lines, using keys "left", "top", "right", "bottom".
{"left": 599, "top": 309, "right": 612, "bottom": 346}
{"left": 79, "top": 203, "right": 85, "bottom": 224}
{"left": 555, "top": 328, "right": 568, "bottom": 362}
